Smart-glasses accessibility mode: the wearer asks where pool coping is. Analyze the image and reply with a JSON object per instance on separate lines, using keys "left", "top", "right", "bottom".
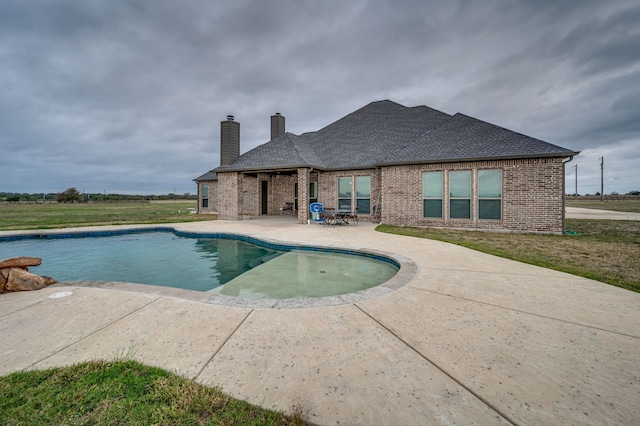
{"left": 2, "top": 225, "right": 418, "bottom": 309}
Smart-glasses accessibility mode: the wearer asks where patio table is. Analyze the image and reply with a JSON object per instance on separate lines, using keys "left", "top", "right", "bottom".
{"left": 323, "top": 209, "right": 353, "bottom": 226}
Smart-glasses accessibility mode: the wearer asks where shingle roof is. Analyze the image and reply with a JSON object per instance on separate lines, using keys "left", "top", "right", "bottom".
{"left": 213, "top": 100, "right": 578, "bottom": 173}
{"left": 193, "top": 171, "right": 218, "bottom": 181}
{"left": 215, "top": 132, "right": 323, "bottom": 172}
{"left": 308, "top": 101, "right": 451, "bottom": 169}
{"left": 379, "top": 113, "right": 578, "bottom": 165}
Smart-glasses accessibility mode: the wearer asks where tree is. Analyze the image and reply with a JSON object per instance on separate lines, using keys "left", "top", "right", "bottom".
{"left": 56, "top": 187, "right": 81, "bottom": 203}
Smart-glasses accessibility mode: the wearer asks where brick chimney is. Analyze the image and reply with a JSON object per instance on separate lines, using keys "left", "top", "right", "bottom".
{"left": 220, "top": 115, "right": 240, "bottom": 166}
{"left": 270, "top": 112, "right": 285, "bottom": 140}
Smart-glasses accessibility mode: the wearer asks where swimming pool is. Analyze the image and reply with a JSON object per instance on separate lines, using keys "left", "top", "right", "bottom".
{"left": 0, "top": 229, "right": 399, "bottom": 299}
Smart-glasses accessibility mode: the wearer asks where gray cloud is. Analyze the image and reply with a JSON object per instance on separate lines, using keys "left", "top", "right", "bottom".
{"left": 1, "top": 0, "right": 638, "bottom": 196}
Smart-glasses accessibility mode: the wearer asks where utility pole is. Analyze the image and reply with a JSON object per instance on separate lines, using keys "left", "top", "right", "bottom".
{"left": 573, "top": 164, "right": 578, "bottom": 196}
{"left": 600, "top": 157, "right": 604, "bottom": 202}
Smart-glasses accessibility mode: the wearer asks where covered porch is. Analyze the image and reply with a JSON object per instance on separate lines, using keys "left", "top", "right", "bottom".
{"left": 217, "top": 167, "right": 380, "bottom": 224}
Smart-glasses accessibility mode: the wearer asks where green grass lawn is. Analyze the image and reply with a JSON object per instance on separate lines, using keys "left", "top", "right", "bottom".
{"left": 0, "top": 360, "right": 308, "bottom": 425}
{"left": 0, "top": 201, "right": 215, "bottom": 231}
{"left": 377, "top": 218, "right": 640, "bottom": 293}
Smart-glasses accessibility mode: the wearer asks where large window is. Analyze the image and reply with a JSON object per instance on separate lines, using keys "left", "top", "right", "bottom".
{"left": 337, "top": 176, "right": 371, "bottom": 213}
{"left": 422, "top": 172, "right": 443, "bottom": 218}
{"left": 201, "top": 184, "right": 209, "bottom": 208}
{"left": 338, "top": 177, "right": 352, "bottom": 210}
{"left": 478, "top": 169, "right": 502, "bottom": 220}
{"left": 355, "top": 176, "right": 371, "bottom": 214}
{"left": 449, "top": 170, "right": 471, "bottom": 219}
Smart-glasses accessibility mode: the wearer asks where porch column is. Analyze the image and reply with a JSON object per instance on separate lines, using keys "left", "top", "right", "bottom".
{"left": 218, "top": 172, "right": 243, "bottom": 220}
{"left": 297, "top": 168, "right": 310, "bottom": 224}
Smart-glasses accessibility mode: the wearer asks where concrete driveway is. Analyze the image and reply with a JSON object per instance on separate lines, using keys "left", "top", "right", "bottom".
{"left": 1, "top": 218, "right": 639, "bottom": 425}
{"left": 566, "top": 206, "right": 640, "bottom": 220}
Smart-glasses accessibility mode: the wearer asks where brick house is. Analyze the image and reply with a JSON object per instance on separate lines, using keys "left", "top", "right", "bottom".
{"left": 195, "top": 100, "right": 579, "bottom": 233}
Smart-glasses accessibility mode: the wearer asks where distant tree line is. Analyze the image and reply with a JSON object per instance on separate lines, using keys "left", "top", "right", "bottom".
{"left": 565, "top": 193, "right": 640, "bottom": 202}
{"left": 1, "top": 188, "right": 197, "bottom": 203}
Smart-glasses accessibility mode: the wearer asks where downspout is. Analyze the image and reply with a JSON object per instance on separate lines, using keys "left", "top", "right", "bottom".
{"left": 562, "top": 156, "right": 574, "bottom": 233}
{"left": 377, "top": 166, "right": 382, "bottom": 224}
{"left": 310, "top": 167, "right": 313, "bottom": 223}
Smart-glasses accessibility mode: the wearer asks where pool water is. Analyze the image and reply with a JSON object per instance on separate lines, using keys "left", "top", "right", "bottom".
{"left": 0, "top": 231, "right": 398, "bottom": 298}
{"left": 0, "top": 232, "right": 282, "bottom": 292}
{"left": 214, "top": 251, "right": 397, "bottom": 299}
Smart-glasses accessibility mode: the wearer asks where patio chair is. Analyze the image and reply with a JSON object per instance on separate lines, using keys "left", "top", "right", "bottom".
{"left": 344, "top": 207, "right": 359, "bottom": 226}
{"left": 321, "top": 208, "right": 336, "bottom": 226}
{"left": 282, "top": 202, "right": 295, "bottom": 215}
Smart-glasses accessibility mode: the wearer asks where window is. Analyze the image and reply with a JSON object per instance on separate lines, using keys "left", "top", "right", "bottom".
{"left": 338, "top": 177, "right": 352, "bottom": 210}
{"left": 478, "top": 169, "right": 502, "bottom": 220}
{"left": 449, "top": 170, "right": 471, "bottom": 219}
{"left": 355, "top": 176, "right": 371, "bottom": 214}
{"left": 337, "top": 176, "right": 371, "bottom": 213}
{"left": 422, "top": 172, "right": 443, "bottom": 218}
{"left": 201, "top": 184, "right": 209, "bottom": 208}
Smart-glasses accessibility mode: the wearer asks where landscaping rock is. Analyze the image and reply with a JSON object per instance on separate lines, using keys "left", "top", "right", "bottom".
{"left": 0, "top": 256, "right": 42, "bottom": 269}
{"left": 42, "top": 276, "right": 58, "bottom": 286}
{"left": 0, "top": 268, "right": 8, "bottom": 293}
{"left": 6, "top": 268, "right": 46, "bottom": 291}
{"left": 0, "top": 257, "right": 56, "bottom": 294}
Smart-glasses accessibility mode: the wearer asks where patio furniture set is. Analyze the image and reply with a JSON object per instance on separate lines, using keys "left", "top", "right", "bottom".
{"left": 320, "top": 208, "right": 358, "bottom": 226}
{"left": 281, "top": 202, "right": 359, "bottom": 226}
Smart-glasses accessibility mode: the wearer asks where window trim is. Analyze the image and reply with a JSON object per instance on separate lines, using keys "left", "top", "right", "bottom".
{"left": 478, "top": 169, "right": 502, "bottom": 220}
{"left": 201, "top": 184, "right": 209, "bottom": 208}
{"left": 448, "top": 170, "right": 471, "bottom": 219}
{"left": 355, "top": 176, "right": 371, "bottom": 215}
{"left": 337, "top": 175, "right": 371, "bottom": 214}
{"left": 337, "top": 177, "right": 352, "bottom": 209}
{"left": 422, "top": 171, "right": 443, "bottom": 218}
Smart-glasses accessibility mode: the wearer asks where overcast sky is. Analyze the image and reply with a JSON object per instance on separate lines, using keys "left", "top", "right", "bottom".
{"left": 1, "top": 0, "right": 638, "bottom": 196}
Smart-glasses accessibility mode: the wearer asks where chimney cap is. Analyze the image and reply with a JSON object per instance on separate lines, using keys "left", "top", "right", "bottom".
{"left": 274, "top": 112, "right": 280, "bottom": 115}
{"left": 227, "top": 115, "right": 234, "bottom": 121}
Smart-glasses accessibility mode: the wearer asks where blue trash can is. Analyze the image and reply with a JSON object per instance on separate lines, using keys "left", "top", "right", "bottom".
{"left": 309, "top": 202, "right": 324, "bottom": 222}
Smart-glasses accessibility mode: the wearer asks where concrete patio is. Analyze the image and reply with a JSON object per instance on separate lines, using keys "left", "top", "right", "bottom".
{"left": 1, "top": 217, "right": 639, "bottom": 425}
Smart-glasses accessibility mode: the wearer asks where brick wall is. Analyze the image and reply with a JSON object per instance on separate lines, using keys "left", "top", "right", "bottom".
{"left": 217, "top": 172, "right": 242, "bottom": 220}
{"left": 217, "top": 160, "right": 564, "bottom": 232}
{"left": 198, "top": 181, "right": 218, "bottom": 214}
{"left": 242, "top": 175, "right": 259, "bottom": 216}
{"left": 381, "top": 158, "right": 566, "bottom": 233}
{"left": 296, "top": 168, "right": 309, "bottom": 223}
{"left": 268, "top": 174, "right": 297, "bottom": 215}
